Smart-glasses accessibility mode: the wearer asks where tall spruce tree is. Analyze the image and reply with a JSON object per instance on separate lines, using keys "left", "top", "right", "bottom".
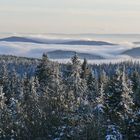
{"left": 105, "top": 67, "right": 134, "bottom": 139}
{"left": 81, "top": 58, "right": 90, "bottom": 79}
{"left": 87, "top": 71, "right": 97, "bottom": 106}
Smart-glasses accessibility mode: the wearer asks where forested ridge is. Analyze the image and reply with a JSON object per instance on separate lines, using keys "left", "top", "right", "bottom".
{"left": 0, "top": 54, "right": 140, "bottom": 140}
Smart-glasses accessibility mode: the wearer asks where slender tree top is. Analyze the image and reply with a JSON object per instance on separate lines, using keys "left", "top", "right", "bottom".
{"left": 42, "top": 52, "right": 49, "bottom": 61}
{"left": 71, "top": 52, "right": 80, "bottom": 65}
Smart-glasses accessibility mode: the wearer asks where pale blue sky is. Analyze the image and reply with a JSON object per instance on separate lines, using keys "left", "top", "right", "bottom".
{"left": 0, "top": 0, "right": 140, "bottom": 33}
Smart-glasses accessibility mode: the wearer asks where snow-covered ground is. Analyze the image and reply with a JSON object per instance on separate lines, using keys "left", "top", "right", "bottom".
{"left": 0, "top": 33, "right": 140, "bottom": 63}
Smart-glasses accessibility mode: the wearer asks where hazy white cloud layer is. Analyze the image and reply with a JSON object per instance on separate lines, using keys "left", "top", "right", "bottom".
{"left": 0, "top": 33, "right": 139, "bottom": 64}
{"left": 0, "top": 40, "right": 137, "bottom": 64}
{"left": 0, "top": 34, "right": 137, "bottom": 59}
{"left": 0, "top": 0, "right": 140, "bottom": 33}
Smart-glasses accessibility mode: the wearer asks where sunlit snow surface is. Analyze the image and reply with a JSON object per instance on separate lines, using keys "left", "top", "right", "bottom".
{"left": 0, "top": 33, "right": 140, "bottom": 64}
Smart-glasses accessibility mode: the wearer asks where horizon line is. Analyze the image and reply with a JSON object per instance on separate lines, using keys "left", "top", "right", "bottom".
{"left": 1, "top": 32, "right": 140, "bottom": 35}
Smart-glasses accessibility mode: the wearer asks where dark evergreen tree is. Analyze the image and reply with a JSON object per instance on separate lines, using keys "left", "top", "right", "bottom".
{"left": 35, "top": 53, "right": 50, "bottom": 84}
{"left": 87, "top": 71, "right": 97, "bottom": 106}
{"left": 81, "top": 58, "right": 90, "bottom": 79}
{"left": 105, "top": 67, "right": 134, "bottom": 139}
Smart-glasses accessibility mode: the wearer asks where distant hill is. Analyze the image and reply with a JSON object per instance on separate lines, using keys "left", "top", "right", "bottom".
{"left": 47, "top": 50, "right": 103, "bottom": 59}
{"left": 0, "top": 36, "right": 116, "bottom": 46}
{"left": 122, "top": 47, "right": 140, "bottom": 58}
{"left": 56, "top": 40, "right": 116, "bottom": 46}
{"left": 0, "top": 36, "right": 45, "bottom": 44}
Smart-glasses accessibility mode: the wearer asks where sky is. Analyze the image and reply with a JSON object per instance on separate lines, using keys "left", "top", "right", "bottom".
{"left": 0, "top": 0, "right": 140, "bottom": 34}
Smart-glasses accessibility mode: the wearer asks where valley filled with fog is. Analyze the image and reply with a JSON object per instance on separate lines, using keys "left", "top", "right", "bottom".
{"left": 0, "top": 33, "right": 140, "bottom": 63}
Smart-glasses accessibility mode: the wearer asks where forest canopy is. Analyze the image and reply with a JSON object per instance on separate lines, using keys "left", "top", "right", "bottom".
{"left": 0, "top": 54, "right": 140, "bottom": 140}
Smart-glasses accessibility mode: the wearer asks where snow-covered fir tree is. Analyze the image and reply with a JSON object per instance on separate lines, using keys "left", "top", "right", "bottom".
{"left": 105, "top": 67, "right": 134, "bottom": 139}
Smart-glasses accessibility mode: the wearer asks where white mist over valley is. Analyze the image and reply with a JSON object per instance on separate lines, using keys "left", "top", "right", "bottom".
{"left": 0, "top": 33, "right": 140, "bottom": 63}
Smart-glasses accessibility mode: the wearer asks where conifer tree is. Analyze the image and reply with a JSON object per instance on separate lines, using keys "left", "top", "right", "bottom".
{"left": 35, "top": 53, "right": 50, "bottom": 84}
{"left": 81, "top": 58, "right": 90, "bottom": 79}
{"left": 68, "top": 53, "right": 87, "bottom": 111}
{"left": 0, "top": 62, "right": 9, "bottom": 100}
{"left": 105, "top": 67, "right": 134, "bottom": 139}
{"left": 0, "top": 86, "right": 13, "bottom": 139}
